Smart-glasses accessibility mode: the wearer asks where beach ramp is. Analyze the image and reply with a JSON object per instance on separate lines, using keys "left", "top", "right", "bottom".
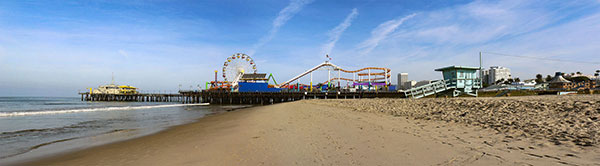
{"left": 403, "top": 80, "right": 452, "bottom": 99}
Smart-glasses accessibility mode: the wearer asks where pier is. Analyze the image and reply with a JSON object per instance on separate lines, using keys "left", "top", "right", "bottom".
{"left": 79, "top": 91, "right": 406, "bottom": 105}
{"left": 79, "top": 93, "right": 186, "bottom": 102}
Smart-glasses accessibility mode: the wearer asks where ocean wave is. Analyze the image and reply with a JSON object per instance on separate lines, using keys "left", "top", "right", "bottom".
{"left": 43, "top": 102, "right": 79, "bottom": 105}
{"left": 0, "top": 103, "right": 209, "bottom": 117}
{"left": 0, "top": 119, "right": 123, "bottom": 138}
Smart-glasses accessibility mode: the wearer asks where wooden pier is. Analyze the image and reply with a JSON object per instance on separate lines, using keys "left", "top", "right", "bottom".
{"left": 79, "top": 93, "right": 187, "bottom": 102}
{"left": 79, "top": 91, "right": 406, "bottom": 105}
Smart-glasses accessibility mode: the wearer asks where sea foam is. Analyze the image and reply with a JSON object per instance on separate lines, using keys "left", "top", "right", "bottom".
{"left": 0, "top": 103, "right": 209, "bottom": 117}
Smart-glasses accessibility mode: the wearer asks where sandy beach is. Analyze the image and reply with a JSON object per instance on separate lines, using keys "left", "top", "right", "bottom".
{"left": 15, "top": 95, "right": 600, "bottom": 166}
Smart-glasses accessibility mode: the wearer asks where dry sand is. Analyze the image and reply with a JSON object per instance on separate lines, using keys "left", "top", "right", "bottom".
{"left": 15, "top": 95, "right": 600, "bottom": 166}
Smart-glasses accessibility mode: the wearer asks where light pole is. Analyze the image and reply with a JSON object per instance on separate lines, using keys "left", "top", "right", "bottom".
{"left": 479, "top": 52, "right": 483, "bottom": 87}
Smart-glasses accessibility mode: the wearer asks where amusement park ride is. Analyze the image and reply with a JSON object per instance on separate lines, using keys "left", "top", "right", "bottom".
{"left": 206, "top": 53, "right": 482, "bottom": 99}
{"left": 276, "top": 61, "right": 392, "bottom": 90}
{"left": 207, "top": 53, "right": 392, "bottom": 92}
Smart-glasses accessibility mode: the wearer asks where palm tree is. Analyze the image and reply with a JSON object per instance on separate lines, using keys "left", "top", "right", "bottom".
{"left": 535, "top": 74, "right": 544, "bottom": 83}
{"left": 545, "top": 75, "right": 553, "bottom": 82}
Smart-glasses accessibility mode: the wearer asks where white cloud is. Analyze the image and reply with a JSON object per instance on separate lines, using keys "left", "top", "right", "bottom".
{"left": 357, "top": 13, "right": 416, "bottom": 56}
{"left": 118, "top": 49, "right": 129, "bottom": 57}
{"left": 366, "top": 0, "right": 600, "bottom": 81}
{"left": 325, "top": 0, "right": 600, "bottom": 83}
{"left": 320, "top": 8, "right": 358, "bottom": 56}
{"left": 480, "top": 12, "right": 600, "bottom": 73}
{"left": 0, "top": 48, "right": 4, "bottom": 63}
{"left": 391, "top": 1, "right": 561, "bottom": 46}
{"left": 249, "top": 0, "right": 314, "bottom": 56}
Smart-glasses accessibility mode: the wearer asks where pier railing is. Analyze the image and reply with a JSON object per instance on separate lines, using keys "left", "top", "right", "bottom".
{"left": 403, "top": 80, "right": 451, "bottom": 99}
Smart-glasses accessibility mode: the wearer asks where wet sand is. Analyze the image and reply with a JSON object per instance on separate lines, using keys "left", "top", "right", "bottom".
{"left": 16, "top": 95, "right": 600, "bottom": 165}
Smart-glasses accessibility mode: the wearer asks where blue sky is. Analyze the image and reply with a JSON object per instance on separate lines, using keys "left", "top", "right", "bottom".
{"left": 1, "top": 0, "right": 599, "bottom": 96}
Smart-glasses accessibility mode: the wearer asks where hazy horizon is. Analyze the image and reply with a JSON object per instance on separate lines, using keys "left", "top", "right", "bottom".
{"left": 1, "top": 0, "right": 599, "bottom": 97}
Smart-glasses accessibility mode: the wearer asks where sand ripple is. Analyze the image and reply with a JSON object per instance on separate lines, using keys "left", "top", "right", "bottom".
{"left": 309, "top": 95, "right": 600, "bottom": 147}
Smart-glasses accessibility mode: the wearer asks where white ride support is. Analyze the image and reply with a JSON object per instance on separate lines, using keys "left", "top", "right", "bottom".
{"left": 276, "top": 61, "right": 340, "bottom": 88}
{"left": 231, "top": 72, "right": 244, "bottom": 89}
{"left": 277, "top": 61, "right": 392, "bottom": 89}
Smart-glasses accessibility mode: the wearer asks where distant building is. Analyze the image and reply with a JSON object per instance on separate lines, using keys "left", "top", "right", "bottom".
{"left": 483, "top": 66, "right": 512, "bottom": 85}
{"left": 397, "top": 73, "right": 408, "bottom": 88}
{"left": 511, "top": 81, "right": 535, "bottom": 87}
{"left": 397, "top": 73, "right": 417, "bottom": 90}
{"left": 523, "top": 79, "right": 537, "bottom": 86}
{"left": 414, "top": 80, "right": 433, "bottom": 87}
{"left": 481, "top": 70, "right": 489, "bottom": 84}
{"left": 403, "top": 80, "right": 416, "bottom": 89}
{"left": 564, "top": 73, "right": 595, "bottom": 80}
{"left": 548, "top": 72, "right": 572, "bottom": 89}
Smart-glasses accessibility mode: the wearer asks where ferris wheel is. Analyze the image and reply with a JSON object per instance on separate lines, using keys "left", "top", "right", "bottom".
{"left": 222, "top": 53, "right": 257, "bottom": 82}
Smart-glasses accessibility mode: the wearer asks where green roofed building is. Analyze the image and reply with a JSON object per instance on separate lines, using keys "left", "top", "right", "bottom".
{"left": 434, "top": 66, "right": 481, "bottom": 97}
{"left": 403, "top": 66, "right": 481, "bottom": 98}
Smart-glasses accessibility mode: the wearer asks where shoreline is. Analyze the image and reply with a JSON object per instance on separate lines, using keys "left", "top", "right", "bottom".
{"left": 1, "top": 104, "right": 253, "bottom": 165}
{"left": 13, "top": 96, "right": 600, "bottom": 165}
{"left": 13, "top": 103, "right": 264, "bottom": 166}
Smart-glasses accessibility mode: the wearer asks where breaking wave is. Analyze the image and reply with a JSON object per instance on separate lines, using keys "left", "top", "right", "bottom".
{"left": 0, "top": 103, "right": 209, "bottom": 117}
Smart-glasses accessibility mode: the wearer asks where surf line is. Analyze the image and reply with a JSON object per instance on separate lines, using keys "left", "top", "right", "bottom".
{"left": 0, "top": 103, "right": 210, "bottom": 117}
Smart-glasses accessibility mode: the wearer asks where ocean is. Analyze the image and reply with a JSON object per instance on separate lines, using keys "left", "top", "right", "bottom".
{"left": 0, "top": 97, "right": 246, "bottom": 163}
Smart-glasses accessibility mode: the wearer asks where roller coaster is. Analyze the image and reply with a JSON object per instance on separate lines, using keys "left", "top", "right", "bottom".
{"left": 276, "top": 61, "right": 391, "bottom": 89}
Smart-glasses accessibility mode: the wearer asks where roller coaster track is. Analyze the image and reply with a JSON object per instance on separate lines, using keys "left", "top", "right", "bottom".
{"left": 286, "top": 77, "right": 388, "bottom": 87}
{"left": 276, "top": 61, "right": 391, "bottom": 88}
{"left": 357, "top": 73, "right": 390, "bottom": 76}
{"left": 322, "top": 77, "right": 387, "bottom": 84}
{"left": 338, "top": 67, "right": 391, "bottom": 73}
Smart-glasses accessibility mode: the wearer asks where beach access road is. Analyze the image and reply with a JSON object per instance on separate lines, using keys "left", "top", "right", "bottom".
{"left": 23, "top": 97, "right": 600, "bottom": 166}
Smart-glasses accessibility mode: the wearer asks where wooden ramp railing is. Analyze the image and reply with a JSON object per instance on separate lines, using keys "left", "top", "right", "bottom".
{"left": 404, "top": 80, "right": 454, "bottom": 99}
